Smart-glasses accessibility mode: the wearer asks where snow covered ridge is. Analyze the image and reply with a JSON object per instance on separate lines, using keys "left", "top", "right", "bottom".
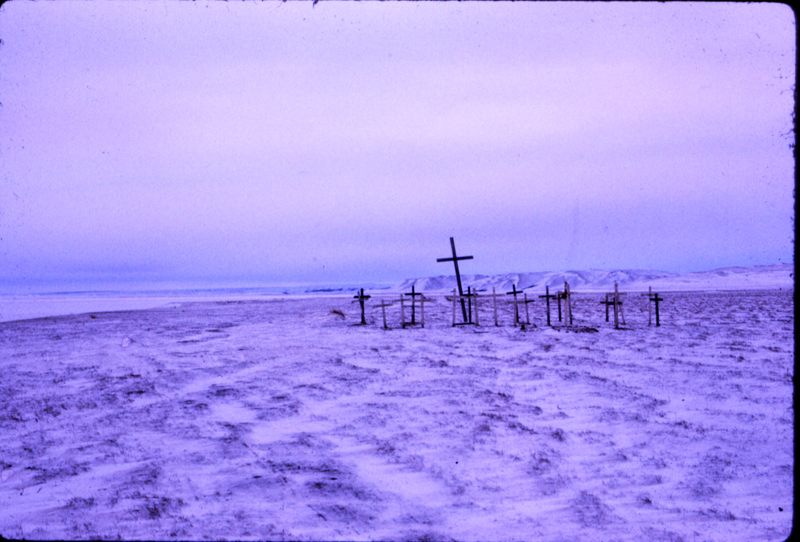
{"left": 393, "top": 263, "right": 794, "bottom": 293}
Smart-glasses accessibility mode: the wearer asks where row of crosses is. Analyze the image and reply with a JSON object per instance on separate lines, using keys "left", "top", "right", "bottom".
{"left": 353, "top": 237, "right": 663, "bottom": 328}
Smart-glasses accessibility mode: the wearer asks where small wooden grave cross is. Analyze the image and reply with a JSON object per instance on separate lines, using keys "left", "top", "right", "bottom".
{"left": 606, "top": 282, "right": 625, "bottom": 329}
{"left": 403, "top": 284, "right": 424, "bottom": 327}
{"left": 523, "top": 292, "right": 535, "bottom": 326}
{"left": 539, "top": 285, "right": 557, "bottom": 326}
{"left": 375, "top": 299, "right": 392, "bottom": 330}
{"left": 465, "top": 286, "right": 479, "bottom": 326}
{"left": 353, "top": 288, "right": 371, "bottom": 326}
{"left": 506, "top": 284, "right": 523, "bottom": 326}
{"left": 436, "top": 237, "right": 474, "bottom": 324}
{"left": 646, "top": 286, "right": 663, "bottom": 327}
{"left": 554, "top": 282, "right": 573, "bottom": 326}
{"left": 451, "top": 286, "right": 478, "bottom": 326}
{"left": 599, "top": 293, "right": 616, "bottom": 323}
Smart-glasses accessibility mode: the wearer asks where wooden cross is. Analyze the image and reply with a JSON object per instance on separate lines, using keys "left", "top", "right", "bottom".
{"left": 523, "top": 293, "right": 535, "bottom": 326}
{"left": 452, "top": 287, "right": 479, "bottom": 326}
{"left": 436, "top": 237, "right": 473, "bottom": 324}
{"left": 611, "top": 282, "right": 622, "bottom": 329}
{"left": 404, "top": 284, "right": 423, "bottom": 326}
{"left": 506, "top": 284, "right": 523, "bottom": 326}
{"left": 649, "top": 289, "right": 663, "bottom": 327}
{"left": 539, "top": 285, "right": 557, "bottom": 326}
{"left": 353, "top": 288, "right": 371, "bottom": 325}
{"left": 599, "top": 293, "right": 619, "bottom": 323}
{"left": 375, "top": 300, "right": 392, "bottom": 330}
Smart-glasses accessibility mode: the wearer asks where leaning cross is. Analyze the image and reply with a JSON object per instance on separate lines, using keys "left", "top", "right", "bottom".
{"left": 353, "top": 288, "right": 371, "bottom": 326}
{"left": 436, "top": 237, "right": 473, "bottom": 324}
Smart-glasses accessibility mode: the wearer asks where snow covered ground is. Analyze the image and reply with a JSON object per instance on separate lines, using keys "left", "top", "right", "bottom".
{"left": 0, "top": 287, "right": 793, "bottom": 540}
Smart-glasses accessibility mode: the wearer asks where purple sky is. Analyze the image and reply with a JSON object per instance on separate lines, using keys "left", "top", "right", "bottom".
{"left": 0, "top": 2, "right": 795, "bottom": 291}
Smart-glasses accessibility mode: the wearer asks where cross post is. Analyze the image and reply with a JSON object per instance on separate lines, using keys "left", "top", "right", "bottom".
{"left": 563, "top": 281, "right": 573, "bottom": 326}
{"left": 436, "top": 237, "right": 474, "bottom": 324}
{"left": 556, "top": 290, "right": 563, "bottom": 322}
{"left": 451, "top": 288, "right": 457, "bottom": 327}
{"left": 467, "top": 286, "right": 473, "bottom": 324}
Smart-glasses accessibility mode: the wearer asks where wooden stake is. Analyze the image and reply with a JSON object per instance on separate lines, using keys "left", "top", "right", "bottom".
{"left": 451, "top": 288, "right": 457, "bottom": 327}
{"left": 523, "top": 293, "right": 531, "bottom": 325}
{"left": 467, "top": 286, "right": 473, "bottom": 324}
{"left": 492, "top": 287, "right": 499, "bottom": 326}
{"left": 564, "top": 282, "right": 573, "bottom": 326}
{"left": 613, "top": 282, "right": 620, "bottom": 330}
{"left": 557, "top": 290, "right": 562, "bottom": 322}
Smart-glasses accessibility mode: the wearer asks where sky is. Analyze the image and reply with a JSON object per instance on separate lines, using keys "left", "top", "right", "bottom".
{"left": 0, "top": 2, "right": 795, "bottom": 291}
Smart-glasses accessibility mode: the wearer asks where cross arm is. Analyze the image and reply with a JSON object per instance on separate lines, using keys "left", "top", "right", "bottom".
{"left": 436, "top": 255, "right": 474, "bottom": 263}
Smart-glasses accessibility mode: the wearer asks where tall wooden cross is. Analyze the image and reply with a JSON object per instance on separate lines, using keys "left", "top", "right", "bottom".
{"left": 353, "top": 288, "right": 371, "bottom": 326}
{"left": 436, "top": 237, "right": 473, "bottom": 324}
{"left": 404, "top": 284, "right": 423, "bottom": 326}
{"left": 506, "top": 284, "right": 523, "bottom": 326}
{"left": 539, "top": 285, "right": 556, "bottom": 326}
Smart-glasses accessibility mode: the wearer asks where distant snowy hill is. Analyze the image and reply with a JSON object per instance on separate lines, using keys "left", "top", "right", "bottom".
{"left": 393, "top": 263, "right": 793, "bottom": 293}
